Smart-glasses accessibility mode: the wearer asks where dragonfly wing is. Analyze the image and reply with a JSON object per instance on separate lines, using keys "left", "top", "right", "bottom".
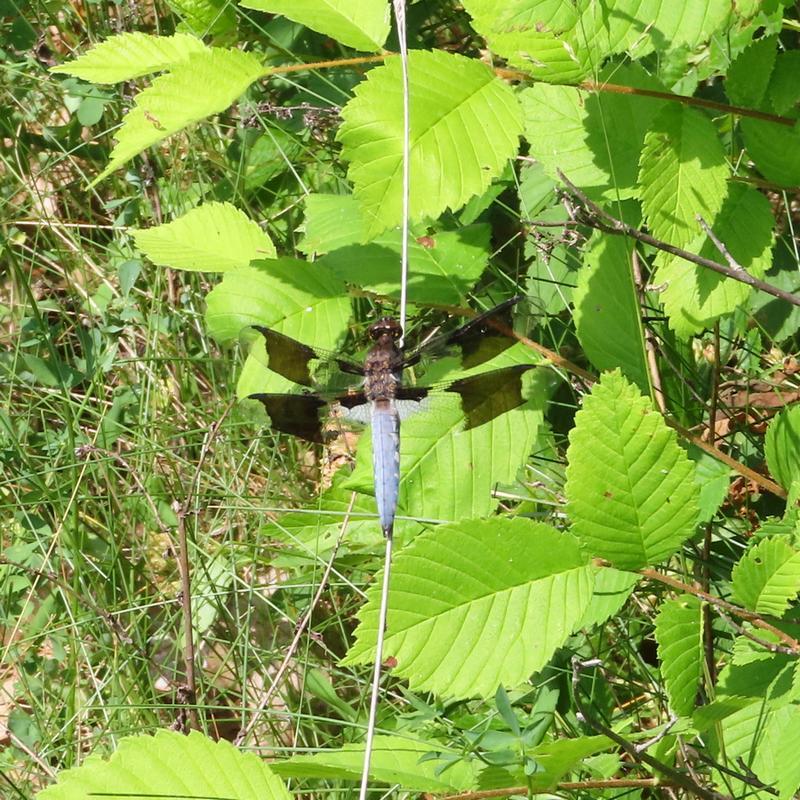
{"left": 249, "top": 325, "right": 364, "bottom": 388}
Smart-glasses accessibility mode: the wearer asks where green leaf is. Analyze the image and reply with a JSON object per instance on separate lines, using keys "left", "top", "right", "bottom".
{"left": 133, "top": 201, "right": 275, "bottom": 272}
{"left": 726, "top": 35, "right": 777, "bottom": 108}
{"left": 638, "top": 105, "right": 729, "bottom": 248}
{"left": 49, "top": 32, "right": 208, "bottom": 83}
{"left": 344, "top": 345, "right": 545, "bottom": 523}
{"left": 710, "top": 700, "right": 800, "bottom": 800}
{"left": 462, "top": 0, "right": 599, "bottom": 83}
{"left": 300, "top": 193, "right": 366, "bottom": 254}
{"left": 239, "top": 0, "right": 390, "bottom": 51}
{"left": 573, "top": 233, "right": 650, "bottom": 395}
{"left": 205, "top": 257, "right": 350, "bottom": 345}
{"left": 338, "top": 50, "right": 523, "bottom": 238}
{"left": 656, "top": 183, "right": 774, "bottom": 338}
{"left": 303, "top": 194, "right": 490, "bottom": 304}
{"left": 271, "top": 735, "right": 478, "bottom": 792}
{"left": 167, "top": 0, "right": 238, "bottom": 37}
{"left": 93, "top": 47, "right": 265, "bottom": 184}
{"left": 766, "top": 404, "right": 800, "bottom": 490}
{"left": 741, "top": 118, "right": 800, "bottom": 188}
{"left": 577, "top": 567, "right": 638, "bottom": 629}
{"left": 261, "top": 474, "right": 424, "bottom": 566}
{"left": 520, "top": 65, "right": 667, "bottom": 199}
{"left": 38, "top": 730, "right": 289, "bottom": 800}
{"left": 731, "top": 537, "right": 800, "bottom": 618}
{"left": 654, "top": 594, "right": 704, "bottom": 716}
{"left": 565, "top": 370, "right": 699, "bottom": 569}
{"left": 689, "top": 446, "right": 731, "bottom": 524}
{"left": 344, "top": 518, "right": 594, "bottom": 698}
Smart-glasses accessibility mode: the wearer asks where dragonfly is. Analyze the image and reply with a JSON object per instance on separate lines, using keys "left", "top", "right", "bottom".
{"left": 244, "top": 296, "right": 537, "bottom": 536}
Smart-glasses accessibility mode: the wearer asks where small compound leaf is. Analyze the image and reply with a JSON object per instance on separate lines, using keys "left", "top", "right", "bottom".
{"left": 49, "top": 32, "right": 208, "bottom": 83}
{"left": 731, "top": 537, "right": 800, "bottom": 618}
{"left": 133, "top": 201, "right": 275, "bottom": 272}
{"left": 38, "top": 730, "right": 289, "bottom": 800}
{"left": 654, "top": 594, "right": 704, "bottom": 716}
{"left": 344, "top": 518, "right": 594, "bottom": 699}
{"left": 240, "top": 0, "right": 389, "bottom": 51}
{"left": 639, "top": 105, "right": 729, "bottom": 248}
{"left": 566, "top": 371, "right": 699, "bottom": 569}
{"left": 338, "top": 50, "right": 523, "bottom": 238}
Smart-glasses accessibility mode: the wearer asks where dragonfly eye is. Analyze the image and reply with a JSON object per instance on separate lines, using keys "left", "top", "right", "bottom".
{"left": 369, "top": 318, "right": 403, "bottom": 341}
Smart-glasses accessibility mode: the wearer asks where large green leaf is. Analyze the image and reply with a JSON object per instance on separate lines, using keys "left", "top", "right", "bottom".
{"left": 38, "top": 730, "right": 289, "bottom": 800}
{"left": 271, "top": 735, "right": 477, "bottom": 792}
{"left": 654, "top": 594, "right": 704, "bottom": 716}
{"left": 239, "top": 0, "right": 390, "bottom": 51}
{"left": 344, "top": 345, "right": 545, "bottom": 523}
{"left": 656, "top": 183, "right": 774, "bottom": 338}
{"left": 520, "top": 65, "right": 666, "bottom": 199}
{"left": 573, "top": 233, "right": 650, "bottom": 395}
{"left": 731, "top": 537, "right": 800, "bottom": 618}
{"left": 338, "top": 50, "right": 523, "bottom": 238}
{"left": 50, "top": 32, "right": 208, "bottom": 83}
{"left": 133, "top": 201, "right": 275, "bottom": 272}
{"left": 94, "top": 47, "right": 265, "bottom": 184}
{"left": 565, "top": 370, "right": 699, "bottom": 569}
{"left": 765, "top": 404, "right": 800, "bottom": 490}
{"left": 344, "top": 518, "right": 594, "bottom": 698}
{"left": 638, "top": 105, "right": 729, "bottom": 248}
{"left": 206, "top": 258, "right": 349, "bottom": 345}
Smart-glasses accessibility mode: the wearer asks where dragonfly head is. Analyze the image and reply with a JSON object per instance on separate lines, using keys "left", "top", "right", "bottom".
{"left": 368, "top": 317, "right": 403, "bottom": 343}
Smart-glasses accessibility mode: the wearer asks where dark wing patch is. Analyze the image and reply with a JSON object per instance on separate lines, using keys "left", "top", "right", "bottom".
{"left": 403, "top": 295, "right": 524, "bottom": 371}
{"left": 445, "top": 364, "right": 538, "bottom": 429}
{"left": 248, "top": 393, "right": 330, "bottom": 443}
{"left": 251, "top": 325, "right": 363, "bottom": 387}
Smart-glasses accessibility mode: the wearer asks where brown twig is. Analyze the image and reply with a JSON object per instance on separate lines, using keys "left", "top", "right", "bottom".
{"left": 172, "top": 400, "right": 236, "bottom": 731}
{"left": 640, "top": 569, "right": 800, "bottom": 654}
{"left": 553, "top": 170, "right": 800, "bottom": 309}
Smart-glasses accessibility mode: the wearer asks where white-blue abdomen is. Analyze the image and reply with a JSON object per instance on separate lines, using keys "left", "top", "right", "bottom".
{"left": 371, "top": 404, "right": 400, "bottom": 536}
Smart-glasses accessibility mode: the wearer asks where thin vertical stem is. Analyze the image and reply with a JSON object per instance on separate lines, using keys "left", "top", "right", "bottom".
{"left": 395, "top": 0, "right": 411, "bottom": 342}
{"left": 358, "top": 534, "right": 394, "bottom": 800}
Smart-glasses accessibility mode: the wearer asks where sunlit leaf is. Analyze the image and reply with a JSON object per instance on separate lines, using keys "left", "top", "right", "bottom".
{"left": 657, "top": 183, "right": 774, "bottom": 338}
{"left": 565, "top": 371, "right": 699, "bottom": 569}
{"left": 272, "top": 735, "right": 478, "bottom": 792}
{"left": 344, "top": 518, "right": 594, "bottom": 698}
{"left": 654, "top": 594, "right": 704, "bottom": 716}
{"left": 240, "top": 0, "right": 390, "bottom": 51}
{"left": 732, "top": 537, "right": 800, "bottom": 618}
{"left": 38, "top": 730, "right": 289, "bottom": 800}
{"left": 338, "top": 50, "right": 523, "bottom": 237}
{"left": 50, "top": 32, "right": 208, "bottom": 83}
{"left": 639, "top": 105, "right": 729, "bottom": 247}
{"left": 133, "top": 201, "right": 275, "bottom": 272}
{"left": 765, "top": 404, "right": 800, "bottom": 491}
{"left": 93, "top": 47, "right": 265, "bottom": 184}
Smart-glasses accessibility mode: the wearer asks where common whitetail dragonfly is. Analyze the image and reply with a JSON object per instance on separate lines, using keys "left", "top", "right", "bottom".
{"left": 245, "top": 297, "right": 537, "bottom": 536}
